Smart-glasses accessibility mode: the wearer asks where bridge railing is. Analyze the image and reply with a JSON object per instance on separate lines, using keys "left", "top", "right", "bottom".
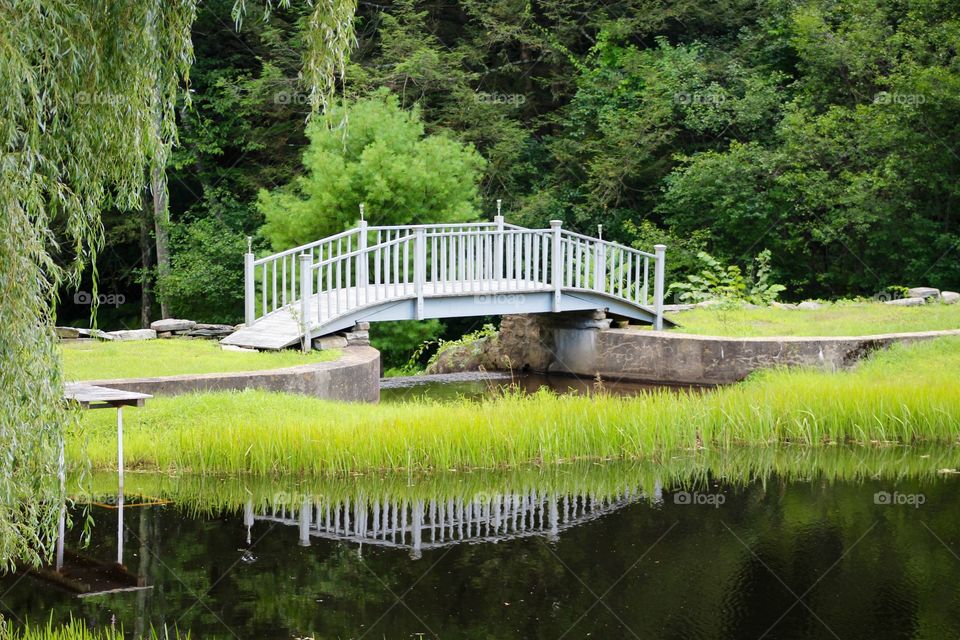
{"left": 243, "top": 217, "right": 666, "bottom": 343}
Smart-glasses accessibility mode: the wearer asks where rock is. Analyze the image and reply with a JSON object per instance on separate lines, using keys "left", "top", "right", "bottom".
{"left": 908, "top": 287, "right": 940, "bottom": 300}
{"left": 56, "top": 326, "right": 82, "bottom": 339}
{"left": 885, "top": 297, "right": 926, "bottom": 306}
{"left": 185, "top": 324, "right": 235, "bottom": 338}
{"left": 663, "top": 303, "right": 697, "bottom": 312}
{"left": 344, "top": 330, "right": 370, "bottom": 346}
{"left": 157, "top": 331, "right": 174, "bottom": 338}
{"left": 221, "top": 344, "right": 257, "bottom": 353}
{"left": 796, "top": 301, "right": 822, "bottom": 310}
{"left": 696, "top": 299, "right": 722, "bottom": 308}
{"left": 941, "top": 291, "right": 959, "bottom": 305}
{"left": 106, "top": 329, "right": 157, "bottom": 341}
{"left": 354, "top": 321, "right": 371, "bottom": 331}
{"left": 90, "top": 329, "right": 115, "bottom": 341}
{"left": 313, "top": 335, "right": 348, "bottom": 350}
{"left": 771, "top": 302, "right": 797, "bottom": 310}
{"left": 150, "top": 318, "right": 197, "bottom": 332}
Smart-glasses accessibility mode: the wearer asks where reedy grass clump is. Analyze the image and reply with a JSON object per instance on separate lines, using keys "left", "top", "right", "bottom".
{"left": 1, "top": 617, "right": 187, "bottom": 640}
{"left": 70, "top": 338, "right": 960, "bottom": 477}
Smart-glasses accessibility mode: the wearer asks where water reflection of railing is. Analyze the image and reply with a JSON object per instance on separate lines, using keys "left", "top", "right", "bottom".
{"left": 247, "top": 484, "right": 663, "bottom": 559}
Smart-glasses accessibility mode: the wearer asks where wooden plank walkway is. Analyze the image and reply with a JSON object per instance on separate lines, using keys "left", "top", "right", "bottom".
{"left": 224, "top": 278, "right": 554, "bottom": 350}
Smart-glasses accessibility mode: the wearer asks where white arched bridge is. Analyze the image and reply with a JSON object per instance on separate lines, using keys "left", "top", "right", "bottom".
{"left": 223, "top": 215, "right": 667, "bottom": 351}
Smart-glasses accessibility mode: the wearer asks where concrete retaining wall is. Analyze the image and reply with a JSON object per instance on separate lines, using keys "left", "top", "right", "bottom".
{"left": 79, "top": 345, "right": 381, "bottom": 402}
{"left": 550, "top": 329, "right": 960, "bottom": 385}
{"left": 432, "top": 312, "right": 960, "bottom": 385}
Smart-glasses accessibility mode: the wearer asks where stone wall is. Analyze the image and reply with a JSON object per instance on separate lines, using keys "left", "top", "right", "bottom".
{"left": 430, "top": 313, "right": 960, "bottom": 385}
{"left": 80, "top": 345, "right": 381, "bottom": 403}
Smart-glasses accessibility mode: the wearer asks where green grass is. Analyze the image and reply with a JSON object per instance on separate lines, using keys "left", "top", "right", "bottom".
{"left": 69, "top": 337, "right": 960, "bottom": 476}
{"left": 664, "top": 300, "right": 960, "bottom": 337}
{"left": 2, "top": 618, "right": 187, "bottom": 640}
{"left": 60, "top": 339, "right": 339, "bottom": 381}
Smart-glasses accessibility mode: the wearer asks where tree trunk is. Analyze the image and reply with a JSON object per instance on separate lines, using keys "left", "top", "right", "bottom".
{"left": 139, "top": 188, "right": 154, "bottom": 328}
{"left": 151, "top": 165, "right": 171, "bottom": 319}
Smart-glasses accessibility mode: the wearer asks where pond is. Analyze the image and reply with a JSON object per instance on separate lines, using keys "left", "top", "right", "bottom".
{"left": 3, "top": 447, "right": 960, "bottom": 639}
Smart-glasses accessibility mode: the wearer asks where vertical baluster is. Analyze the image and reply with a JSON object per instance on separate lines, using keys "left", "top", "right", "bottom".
{"left": 458, "top": 229, "right": 465, "bottom": 290}
{"left": 642, "top": 257, "right": 649, "bottom": 305}
{"left": 524, "top": 233, "right": 532, "bottom": 283}
{"left": 346, "top": 236, "right": 352, "bottom": 306}
{"left": 316, "top": 265, "right": 322, "bottom": 322}
{"left": 532, "top": 231, "right": 540, "bottom": 284}
{"left": 431, "top": 233, "right": 438, "bottom": 289}
{"left": 393, "top": 231, "right": 400, "bottom": 297}
{"left": 626, "top": 252, "right": 633, "bottom": 300}
{"left": 281, "top": 256, "right": 287, "bottom": 306}
{"left": 384, "top": 231, "right": 392, "bottom": 297}
{"left": 261, "top": 263, "right": 267, "bottom": 317}
{"left": 402, "top": 232, "right": 409, "bottom": 292}
{"left": 543, "top": 233, "right": 550, "bottom": 284}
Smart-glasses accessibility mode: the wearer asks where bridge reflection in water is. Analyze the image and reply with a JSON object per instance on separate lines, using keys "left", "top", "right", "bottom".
{"left": 246, "top": 483, "right": 663, "bottom": 559}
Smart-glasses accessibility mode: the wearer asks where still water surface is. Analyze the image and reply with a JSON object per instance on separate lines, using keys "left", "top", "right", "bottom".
{"left": 3, "top": 452, "right": 960, "bottom": 639}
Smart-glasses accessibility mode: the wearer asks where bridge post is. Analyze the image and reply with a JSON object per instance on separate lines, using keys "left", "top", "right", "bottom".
{"left": 494, "top": 207, "right": 504, "bottom": 283}
{"left": 299, "top": 252, "right": 312, "bottom": 352}
{"left": 244, "top": 237, "right": 255, "bottom": 326}
{"left": 414, "top": 227, "right": 425, "bottom": 319}
{"left": 357, "top": 219, "right": 368, "bottom": 298}
{"left": 550, "top": 220, "right": 562, "bottom": 311}
{"left": 654, "top": 244, "right": 666, "bottom": 331}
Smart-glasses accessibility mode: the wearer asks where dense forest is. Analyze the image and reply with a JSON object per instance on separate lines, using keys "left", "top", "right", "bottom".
{"left": 58, "top": 0, "right": 960, "bottom": 362}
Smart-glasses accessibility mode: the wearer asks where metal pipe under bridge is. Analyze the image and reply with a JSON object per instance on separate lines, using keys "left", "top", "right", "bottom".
{"left": 223, "top": 215, "right": 667, "bottom": 351}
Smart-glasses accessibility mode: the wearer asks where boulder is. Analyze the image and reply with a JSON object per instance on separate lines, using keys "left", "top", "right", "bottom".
{"left": 771, "top": 302, "right": 797, "bottom": 310}
{"left": 354, "top": 321, "right": 371, "bottom": 331}
{"left": 942, "top": 291, "right": 959, "bottom": 305}
{"left": 885, "top": 297, "right": 925, "bottom": 306}
{"left": 908, "top": 287, "right": 940, "bottom": 300}
{"left": 56, "top": 326, "right": 82, "bottom": 339}
{"left": 90, "top": 329, "right": 115, "bottom": 341}
{"left": 313, "top": 335, "right": 348, "bottom": 350}
{"left": 150, "top": 318, "right": 197, "bottom": 332}
{"left": 185, "top": 324, "right": 235, "bottom": 338}
{"left": 106, "top": 329, "right": 157, "bottom": 341}
{"left": 796, "top": 301, "right": 822, "bottom": 310}
{"left": 344, "top": 330, "right": 370, "bottom": 346}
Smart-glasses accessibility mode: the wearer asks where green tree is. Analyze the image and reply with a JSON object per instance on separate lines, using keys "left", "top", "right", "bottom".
{"left": 257, "top": 90, "right": 487, "bottom": 248}
{"left": 1, "top": 0, "right": 355, "bottom": 570}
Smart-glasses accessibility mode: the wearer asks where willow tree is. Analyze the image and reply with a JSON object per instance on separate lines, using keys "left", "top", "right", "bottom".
{"left": 0, "top": 0, "right": 355, "bottom": 570}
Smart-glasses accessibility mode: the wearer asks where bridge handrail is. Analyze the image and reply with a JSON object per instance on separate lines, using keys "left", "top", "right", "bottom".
{"left": 242, "top": 215, "right": 666, "bottom": 343}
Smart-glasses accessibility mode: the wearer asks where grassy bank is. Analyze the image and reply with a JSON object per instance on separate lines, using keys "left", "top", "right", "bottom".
{"left": 69, "top": 337, "right": 960, "bottom": 476}
{"left": 665, "top": 300, "right": 960, "bottom": 337}
{"left": 61, "top": 339, "right": 338, "bottom": 381}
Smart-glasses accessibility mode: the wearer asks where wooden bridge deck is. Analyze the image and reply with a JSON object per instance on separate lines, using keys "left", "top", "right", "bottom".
{"left": 224, "top": 278, "right": 554, "bottom": 350}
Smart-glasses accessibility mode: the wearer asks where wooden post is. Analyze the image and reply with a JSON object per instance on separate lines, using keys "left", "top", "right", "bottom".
{"left": 550, "top": 220, "right": 562, "bottom": 311}
{"left": 299, "top": 252, "right": 312, "bottom": 352}
{"left": 414, "top": 228, "right": 425, "bottom": 319}
{"left": 357, "top": 219, "right": 368, "bottom": 302}
{"left": 244, "top": 236, "right": 255, "bottom": 326}
{"left": 117, "top": 406, "right": 124, "bottom": 486}
{"left": 654, "top": 244, "right": 666, "bottom": 331}
{"left": 494, "top": 207, "right": 504, "bottom": 285}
